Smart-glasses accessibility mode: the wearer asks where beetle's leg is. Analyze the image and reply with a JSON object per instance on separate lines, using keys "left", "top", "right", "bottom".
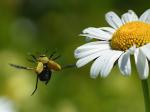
{"left": 49, "top": 51, "right": 57, "bottom": 59}
{"left": 31, "top": 75, "right": 39, "bottom": 96}
{"left": 45, "top": 80, "right": 49, "bottom": 85}
{"left": 44, "top": 49, "right": 48, "bottom": 54}
{"left": 30, "top": 54, "right": 37, "bottom": 61}
{"left": 27, "top": 59, "right": 36, "bottom": 63}
{"left": 52, "top": 55, "right": 61, "bottom": 60}
{"left": 45, "top": 75, "right": 51, "bottom": 85}
{"left": 62, "top": 64, "right": 76, "bottom": 69}
{"left": 9, "top": 64, "right": 33, "bottom": 70}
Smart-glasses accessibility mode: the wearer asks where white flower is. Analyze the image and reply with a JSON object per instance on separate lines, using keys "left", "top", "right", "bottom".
{"left": 0, "top": 97, "right": 16, "bottom": 112}
{"left": 74, "top": 9, "right": 150, "bottom": 79}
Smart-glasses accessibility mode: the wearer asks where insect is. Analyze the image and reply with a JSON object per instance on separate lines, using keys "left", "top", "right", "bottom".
{"left": 10, "top": 51, "right": 74, "bottom": 95}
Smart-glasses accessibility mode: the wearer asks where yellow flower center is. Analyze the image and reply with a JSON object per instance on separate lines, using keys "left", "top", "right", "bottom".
{"left": 111, "top": 21, "right": 150, "bottom": 51}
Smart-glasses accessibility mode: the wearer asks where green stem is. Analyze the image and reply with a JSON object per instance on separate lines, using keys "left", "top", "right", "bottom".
{"left": 141, "top": 80, "right": 150, "bottom": 112}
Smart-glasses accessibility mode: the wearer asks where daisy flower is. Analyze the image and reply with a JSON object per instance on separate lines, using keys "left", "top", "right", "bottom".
{"left": 0, "top": 97, "right": 16, "bottom": 112}
{"left": 74, "top": 9, "right": 150, "bottom": 79}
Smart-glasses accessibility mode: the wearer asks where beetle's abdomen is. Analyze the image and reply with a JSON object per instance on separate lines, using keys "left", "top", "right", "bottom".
{"left": 38, "top": 68, "right": 52, "bottom": 81}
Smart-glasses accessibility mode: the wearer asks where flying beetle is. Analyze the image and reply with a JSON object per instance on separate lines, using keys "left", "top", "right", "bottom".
{"left": 10, "top": 51, "right": 75, "bottom": 95}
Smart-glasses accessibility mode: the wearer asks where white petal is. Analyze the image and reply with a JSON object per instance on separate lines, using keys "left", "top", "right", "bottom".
{"left": 134, "top": 49, "right": 149, "bottom": 79}
{"left": 129, "top": 10, "right": 138, "bottom": 21}
{"left": 128, "top": 45, "right": 136, "bottom": 55}
{"left": 100, "top": 50, "right": 123, "bottom": 77}
{"left": 105, "top": 11, "right": 123, "bottom": 29}
{"left": 79, "top": 41, "right": 109, "bottom": 46}
{"left": 139, "top": 9, "right": 150, "bottom": 23}
{"left": 80, "top": 27, "right": 112, "bottom": 40}
{"left": 85, "top": 37, "right": 92, "bottom": 42}
{"left": 121, "top": 10, "right": 138, "bottom": 24}
{"left": 76, "top": 50, "right": 111, "bottom": 68}
{"left": 118, "top": 51, "right": 131, "bottom": 76}
{"left": 90, "top": 57, "right": 103, "bottom": 78}
{"left": 75, "top": 47, "right": 110, "bottom": 59}
{"left": 90, "top": 50, "right": 112, "bottom": 78}
{"left": 140, "top": 43, "right": 150, "bottom": 60}
{"left": 74, "top": 42, "right": 110, "bottom": 57}
{"left": 79, "top": 41, "right": 109, "bottom": 47}
{"left": 98, "top": 27, "right": 116, "bottom": 34}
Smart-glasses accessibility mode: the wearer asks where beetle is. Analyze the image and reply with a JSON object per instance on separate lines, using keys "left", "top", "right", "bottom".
{"left": 10, "top": 51, "right": 70, "bottom": 95}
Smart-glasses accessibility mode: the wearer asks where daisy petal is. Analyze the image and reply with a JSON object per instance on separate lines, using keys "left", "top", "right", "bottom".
{"left": 75, "top": 46, "right": 110, "bottom": 59}
{"left": 118, "top": 51, "right": 131, "bottom": 76}
{"left": 105, "top": 11, "right": 123, "bottom": 29}
{"left": 85, "top": 37, "right": 92, "bottom": 42}
{"left": 98, "top": 27, "right": 116, "bottom": 34}
{"left": 76, "top": 50, "right": 111, "bottom": 68}
{"left": 100, "top": 51, "right": 123, "bottom": 77}
{"left": 80, "top": 27, "right": 112, "bottom": 40}
{"left": 90, "top": 57, "right": 103, "bottom": 78}
{"left": 128, "top": 45, "right": 136, "bottom": 55}
{"left": 121, "top": 10, "right": 138, "bottom": 24}
{"left": 134, "top": 49, "right": 149, "bottom": 79}
{"left": 90, "top": 50, "right": 112, "bottom": 78}
{"left": 74, "top": 42, "right": 110, "bottom": 57}
{"left": 140, "top": 43, "right": 150, "bottom": 60}
{"left": 139, "top": 9, "right": 150, "bottom": 23}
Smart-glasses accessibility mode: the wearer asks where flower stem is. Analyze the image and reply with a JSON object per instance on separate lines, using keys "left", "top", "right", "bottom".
{"left": 141, "top": 80, "right": 150, "bottom": 112}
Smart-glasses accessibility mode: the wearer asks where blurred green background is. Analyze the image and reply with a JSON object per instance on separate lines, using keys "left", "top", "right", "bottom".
{"left": 0, "top": 0, "right": 150, "bottom": 112}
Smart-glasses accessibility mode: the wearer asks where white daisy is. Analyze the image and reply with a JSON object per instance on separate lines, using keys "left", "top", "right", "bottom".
{"left": 0, "top": 97, "right": 16, "bottom": 112}
{"left": 74, "top": 9, "right": 150, "bottom": 79}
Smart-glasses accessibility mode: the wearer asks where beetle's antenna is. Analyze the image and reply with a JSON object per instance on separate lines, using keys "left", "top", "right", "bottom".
{"left": 9, "top": 64, "right": 33, "bottom": 70}
{"left": 31, "top": 75, "right": 39, "bottom": 96}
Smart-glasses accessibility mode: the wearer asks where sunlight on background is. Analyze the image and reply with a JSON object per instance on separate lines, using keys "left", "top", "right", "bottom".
{"left": 0, "top": 0, "right": 149, "bottom": 112}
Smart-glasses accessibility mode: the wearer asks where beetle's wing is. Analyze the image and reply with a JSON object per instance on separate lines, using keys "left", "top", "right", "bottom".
{"left": 47, "top": 60, "right": 61, "bottom": 71}
{"left": 35, "top": 62, "right": 44, "bottom": 74}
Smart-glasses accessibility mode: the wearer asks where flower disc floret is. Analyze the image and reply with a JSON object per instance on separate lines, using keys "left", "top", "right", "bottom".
{"left": 111, "top": 22, "right": 150, "bottom": 51}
